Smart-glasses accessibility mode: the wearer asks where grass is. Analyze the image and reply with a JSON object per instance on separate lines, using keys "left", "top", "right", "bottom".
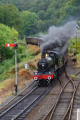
{"left": 0, "top": 79, "right": 10, "bottom": 88}
{"left": 71, "top": 74, "right": 80, "bottom": 79}
{"left": 0, "top": 45, "right": 38, "bottom": 82}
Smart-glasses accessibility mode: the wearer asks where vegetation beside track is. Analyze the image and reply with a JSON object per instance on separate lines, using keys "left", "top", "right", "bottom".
{"left": 69, "top": 37, "right": 80, "bottom": 67}
{"left": 0, "top": 45, "right": 40, "bottom": 83}
{"left": 0, "top": 44, "right": 40, "bottom": 104}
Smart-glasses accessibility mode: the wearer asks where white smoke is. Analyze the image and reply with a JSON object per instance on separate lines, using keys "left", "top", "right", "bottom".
{"left": 40, "top": 21, "right": 77, "bottom": 54}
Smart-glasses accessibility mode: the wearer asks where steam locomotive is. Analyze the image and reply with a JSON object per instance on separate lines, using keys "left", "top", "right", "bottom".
{"left": 33, "top": 50, "right": 68, "bottom": 86}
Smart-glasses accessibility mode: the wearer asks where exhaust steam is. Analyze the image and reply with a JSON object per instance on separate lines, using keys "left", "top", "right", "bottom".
{"left": 40, "top": 21, "right": 77, "bottom": 55}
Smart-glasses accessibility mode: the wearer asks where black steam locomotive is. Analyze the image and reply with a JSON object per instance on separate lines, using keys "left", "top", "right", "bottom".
{"left": 33, "top": 50, "right": 68, "bottom": 86}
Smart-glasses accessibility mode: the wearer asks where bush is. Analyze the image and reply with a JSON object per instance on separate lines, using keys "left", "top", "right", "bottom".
{"left": 0, "top": 24, "right": 18, "bottom": 61}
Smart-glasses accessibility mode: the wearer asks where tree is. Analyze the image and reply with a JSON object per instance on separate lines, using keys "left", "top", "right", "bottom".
{"left": 38, "top": 10, "right": 48, "bottom": 20}
{"left": 0, "top": 0, "right": 80, "bottom": 32}
{"left": 21, "top": 11, "right": 39, "bottom": 36}
{"left": 0, "top": 24, "right": 18, "bottom": 61}
{"left": 0, "top": 4, "right": 23, "bottom": 35}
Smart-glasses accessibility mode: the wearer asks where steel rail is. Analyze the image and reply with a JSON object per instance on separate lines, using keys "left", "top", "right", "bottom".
{"left": 0, "top": 86, "right": 38, "bottom": 118}
{"left": 43, "top": 79, "right": 74, "bottom": 120}
{"left": 59, "top": 74, "right": 76, "bottom": 120}
{"left": 68, "top": 80, "right": 80, "bottom": 120}
{"left": 60, "top": 84, "right": 75, "bottom": 120}
{"left": 59, "top": 72, "right": 80, "bottom": 120}
{"left": 12, "top": 87, "right": 52, "bottom": 120}
{"left": 43, "top": 70, "right": 80, "bottom": 120}
{"left": 75, "top": 71, "right": 80, "bottom": 76}
{"left": 49, "top": 80, "right": 74, "bottom": 120}
{"left": 0, "top": 81, "right": 36, "bottom": 112}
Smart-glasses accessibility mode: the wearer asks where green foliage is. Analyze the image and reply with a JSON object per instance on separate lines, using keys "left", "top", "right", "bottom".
{"left": 0, "top": 24, "right": 18, "bottom": 61}
{"left": 0, "top": 4, "right": 23, "bottom": 35}
{"left": 21, "top": 11, "right": 39, "bottom": 36}
{"left": 78, "top": 20, "right": 80, "bottom": 27}
{"left": 0, "top": 0, "right": 80, "bottom": 32}
{"left": 0, "top": 45, "right": 36, "bottom": 81}
{"left": 69, "top": 38, "right": 80, "bottom": 54}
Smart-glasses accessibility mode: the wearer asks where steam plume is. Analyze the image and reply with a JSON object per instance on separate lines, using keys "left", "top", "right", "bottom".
{"left": 40, "top": 21, "right": 77, "bottom": 55}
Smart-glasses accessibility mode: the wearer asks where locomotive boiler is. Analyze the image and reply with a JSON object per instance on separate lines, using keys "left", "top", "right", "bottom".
{"left": 33, "top": 50, "right": 67, "bottom": 86}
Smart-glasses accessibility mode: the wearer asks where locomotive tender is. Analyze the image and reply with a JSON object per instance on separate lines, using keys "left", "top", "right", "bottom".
{"left": 33, "top": 49, "right": 68, "bottom": 86}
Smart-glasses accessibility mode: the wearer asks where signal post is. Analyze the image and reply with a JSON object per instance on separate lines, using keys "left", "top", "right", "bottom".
{"left": 14, "top": 43, "right": 18, "bottom": 95}
{"left": 5, "top": 43, "right": 18, "bottom": 95}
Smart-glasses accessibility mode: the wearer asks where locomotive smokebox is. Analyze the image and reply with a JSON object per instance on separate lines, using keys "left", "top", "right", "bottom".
{"left": 38, "top": 57, "right": 53, "bottom": 72}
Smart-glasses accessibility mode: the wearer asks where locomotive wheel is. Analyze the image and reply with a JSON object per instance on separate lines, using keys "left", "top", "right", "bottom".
{"left": 56, "top": 70, "right": 59, "bottom": 80}
{"left": 38, "top": 84, "right": 41, "bottom": 87}
{"left": 37, "top": 81, "right": 41, "bottom": 87}
{"left": 45, "top": 82, "right": 49, "bottom": 87}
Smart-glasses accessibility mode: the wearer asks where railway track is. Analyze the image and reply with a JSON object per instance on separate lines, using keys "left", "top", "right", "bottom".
{"left": 43, "top": 79, "right": 75, "bottom": 120}
{"left": 43, "top": 69, "right": 80, "bottom": 120}
{"left": 61, "top": 70, "right": 80, "bottom": 120}
{"left": 68, "top": 75, "right": 80, "bottom": 120}
{"left": 0, "top": 84, "right": 52, "bottom": 120}
{"left": 0, "top": 65, "right": 80, "bottom": 120}
{"left": 0, "top": 81, "right": 37, "bottom": 112}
